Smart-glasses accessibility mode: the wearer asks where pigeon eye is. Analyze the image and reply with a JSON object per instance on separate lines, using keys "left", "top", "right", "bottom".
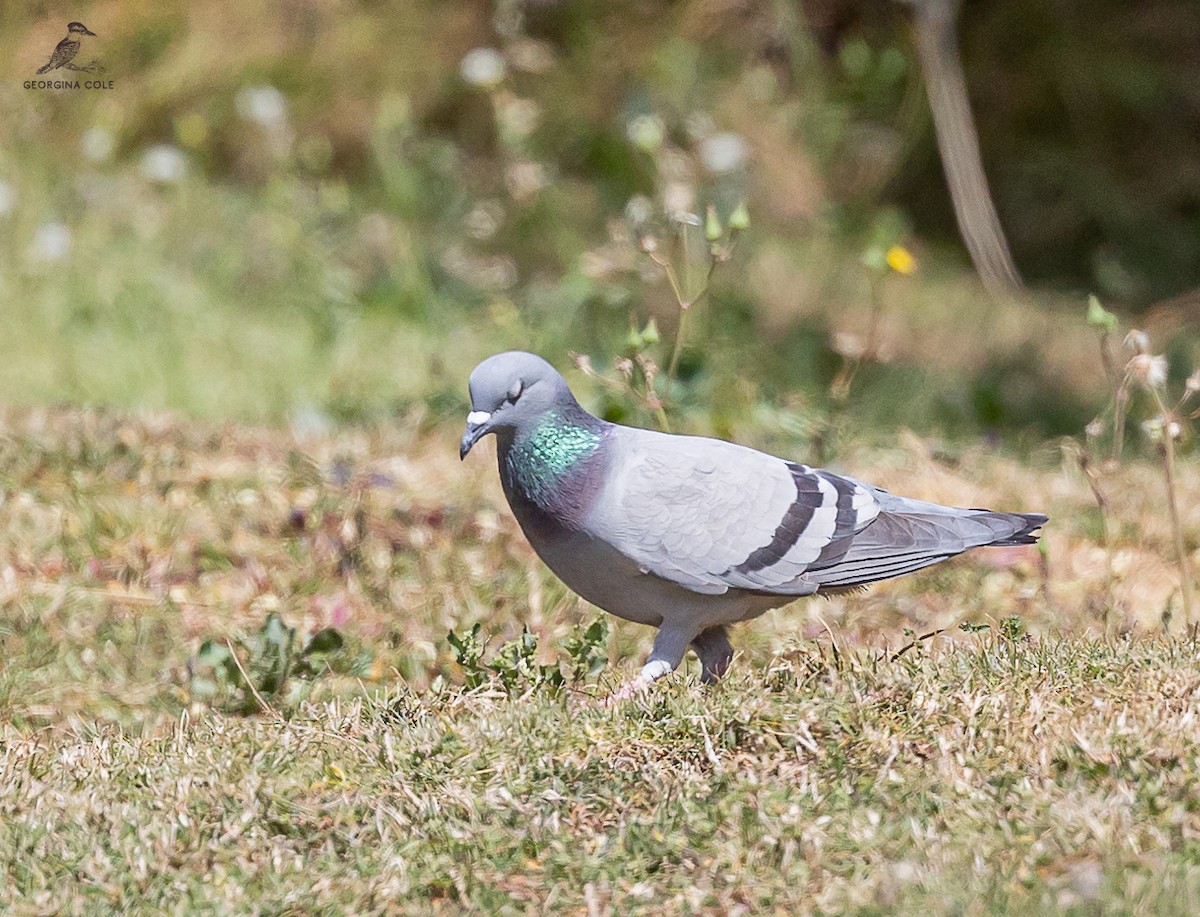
{"left": 505, "top": 381, "right": 524, "bottom": 404}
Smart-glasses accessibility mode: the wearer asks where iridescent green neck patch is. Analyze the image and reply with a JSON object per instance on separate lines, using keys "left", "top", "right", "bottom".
{"left": 504, "top": 411, "right": 603, "bottom": 510}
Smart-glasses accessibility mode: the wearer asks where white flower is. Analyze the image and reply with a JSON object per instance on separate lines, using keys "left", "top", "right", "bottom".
{"left": 1128, "top": 353, "right": 1168, "bottom": 389}
{"left": 1142, "top": 417, "right": 1183, "bottom": 442}
{"left": 685, "top": 111, "right": 716, "bottom": 143}
{"left": 1186, "top": 370, "right": 1200, "bottom": 394}
{"left": 662, "top": 182, "right": 695, "bottom": 220}
{"left": 831, "top": 332, "right": 865, "bottom": 360}
{"left": 140, "top": 144, "right": 187, "bottom": 183}
{"left": 504, "top": 161, "right": 547, "bottom": 202}
{"left": 459, "top": 48, "right": 506, "bottom": 89}
{"left": 81, "top": 126, "right": 115, "bottom": 162}
{"left": 699, "top": 131, "right": 749, "bottom": 173}
{"left": 236, "top": 85, "right": 288, "bottom": 127}
{"left": 32, "top": 222, "right": 72, "bottom": 262}
{"left": 624, "top": 195, "right": 653, "bottom": 227}
{"left": 1124, "top": 329, "right": 1149, "bottom": 355}
{"left": 464, "top": 201, "right": 504, "bottom": 240}
{"left": 496, "top": 95, "right": 540, "bottom": 139}
{"left": 506, "top": 38, "right": 554, "bottom": 74}
{"left": 291, "top": 405, "right": 332, "bottom": 440}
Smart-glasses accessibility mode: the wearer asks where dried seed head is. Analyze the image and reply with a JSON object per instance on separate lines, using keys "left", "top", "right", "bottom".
{"left": 636, "top": 354, "right": 658, "bottom": 382}
{"left": 637, "top": 232, "right": 659, "bottom": 254}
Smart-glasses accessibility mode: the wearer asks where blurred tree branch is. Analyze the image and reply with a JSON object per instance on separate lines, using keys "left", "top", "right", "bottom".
{"left": 900, "top": 0, "right": 1021, "bottom": 295}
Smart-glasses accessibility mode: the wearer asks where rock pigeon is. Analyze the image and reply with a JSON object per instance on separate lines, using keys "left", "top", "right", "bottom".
{"left": 460, "top": 351, "right": 1047, "bottom": 691}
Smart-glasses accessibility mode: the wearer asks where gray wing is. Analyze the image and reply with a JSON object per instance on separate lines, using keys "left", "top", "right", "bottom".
{"left": 590, "top": 432, "right": 880, "bottom": 595}
{"left": 805, "top": 489, "right": 1047, "bottom": 589}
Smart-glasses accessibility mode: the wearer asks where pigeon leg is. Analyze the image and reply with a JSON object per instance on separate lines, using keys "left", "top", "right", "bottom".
{"left": 692, "top": 625, "right": 734, "bottom": 683}
{"left": 641, "top": 624, "right": 693, "bottom": 682}
{"left": 606, "top": 624, "right": 693, "bottom": 702}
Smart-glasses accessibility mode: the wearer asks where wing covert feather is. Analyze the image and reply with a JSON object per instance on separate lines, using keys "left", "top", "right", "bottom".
{"left": 588, "top": 431, "right": 879, "bottom": 595}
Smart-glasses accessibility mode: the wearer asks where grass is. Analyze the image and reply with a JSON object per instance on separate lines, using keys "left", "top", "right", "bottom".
{"left": 7, "top": 637, "right": 1200, "bottom": 915}
{"left": 1, "top": 405, "right": 1199, "bottom": 913}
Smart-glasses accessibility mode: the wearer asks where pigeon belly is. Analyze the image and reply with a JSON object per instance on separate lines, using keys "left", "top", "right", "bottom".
{"left": 507, "top": 493, "right": 787, "bottom": 631}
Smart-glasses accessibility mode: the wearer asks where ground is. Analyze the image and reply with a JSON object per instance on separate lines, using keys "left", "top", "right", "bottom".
{"left": 1, "top": 407, "right": 1199, "bottom": 914}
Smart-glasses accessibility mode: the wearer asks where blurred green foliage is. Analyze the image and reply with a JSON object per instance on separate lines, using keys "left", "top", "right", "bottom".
{"left": 0, "top": 1, "right": 1196, "bottom": 445}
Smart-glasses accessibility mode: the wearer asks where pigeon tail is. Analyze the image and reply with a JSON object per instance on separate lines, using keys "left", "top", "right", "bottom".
{"left": 988, "top": 512, "right": 1048, "bottom": 546}
{"left": 806, "top": 501, "right": 1046, "bottom": 591}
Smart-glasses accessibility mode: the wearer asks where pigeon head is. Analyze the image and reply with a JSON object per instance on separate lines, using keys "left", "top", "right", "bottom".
{"left": 67, "top": 22, "right": 96, "bottom": 35}
{"left": 460, "top": 351, "right": 572, "bottom": 459}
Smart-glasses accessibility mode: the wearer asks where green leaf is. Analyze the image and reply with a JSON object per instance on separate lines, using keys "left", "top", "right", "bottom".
{"left": 860, "top": 246, "right": 887, "bottom": 271}
{"left": 1000, "top": 616, "right": 1024, "bottom": 641}
{"left": 564, "top": 618, "right": 609, "bottom": 680}
{"left": 189, "top": 677, "right": 219, "bottom": 699}
{"left": 1086, "top": 294, "right": 1117, "bottom": 334}
{"left": 839, "top": 38, "right": 872, "bottom": 79}
{"left": 260, "top": 613, "right": 294, "bottom": 653}
{"left": 641, "top": 318, "right": 659, "bottom": 345}
{"left": 447, "top": 624, "right": 487, "bottom": 688}
{"left": 302, "top": 628, "right": 345, "bottom": 657}
{"left": 705, "top": 205, "right": 722, "bottom": 243}
{"left": 255, "top": 613, "right": 296, "bottom": 696}
{"left": 196, "top": 639, "right": 231, "bottom": 668}
{"left": 728, "top": 202, "right": 750, "bottom": 231}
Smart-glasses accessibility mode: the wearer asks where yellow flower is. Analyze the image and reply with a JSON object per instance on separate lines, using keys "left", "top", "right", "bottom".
{"left": 885, "top": 245, "right": 917, "bottom": 275}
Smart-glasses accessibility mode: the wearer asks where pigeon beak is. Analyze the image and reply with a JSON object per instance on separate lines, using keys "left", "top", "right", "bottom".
{"left": 460, "top": 411, "right": 492, "bottom": 460}
{"left": 85, "top": 28, "right": 97, "bottom": 35}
